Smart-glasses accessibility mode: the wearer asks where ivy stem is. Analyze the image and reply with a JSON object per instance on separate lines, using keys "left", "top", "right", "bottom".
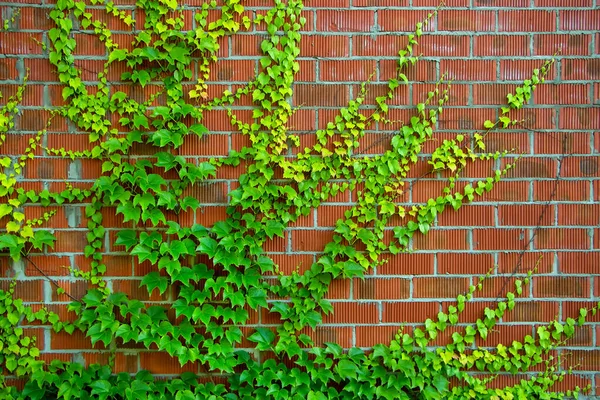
{"left": 21, "top": 253, "right": 80, "bottom": 302}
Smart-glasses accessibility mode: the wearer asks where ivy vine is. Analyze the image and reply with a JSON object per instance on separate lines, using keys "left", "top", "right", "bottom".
{"left": 0, "top": 0, "right": 597, "bottom": 399}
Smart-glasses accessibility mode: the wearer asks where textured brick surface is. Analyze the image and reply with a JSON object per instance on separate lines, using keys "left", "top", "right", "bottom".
{"left": 0, "top": 0, "right": 599, "bottom": 387}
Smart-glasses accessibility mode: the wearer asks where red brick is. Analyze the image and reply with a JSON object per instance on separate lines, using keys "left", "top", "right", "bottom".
{"left": 380, "top": 59, "right": 437, "bottom": 83}
{"left": 353, "top": 35, "right": 405, "bottom": 57}
{"left": 378, "top": 253, "right": 434, "bottom": 275}
{"left": 497, "top": 251, "right": 554, "bottom": 274}
{"left": 533, "top": 34, "right": 592, "bottom": 56}
{"left": 413, "top": 277, "right": 469, "bottom": 298}
{"left": 326, "top": 279, "right": 352, "bottom": 299}
{"left": 476, "top": 325, "right": 533, "bottom": 347}
{"left": 269, "top": 255, "right": 310, "bottom": 276}
{"left": 294, "top": 84, "right": 349, "bottom": 107}
{"left": 316, "top": 10, "right": 374, "bottom": 32}
{"left": 300, "top": 35, "right": 349, "bottom": 57}
{"left": 536, "top": 0, "right": 592, "bottom": 5}
{"left": 51, "top": 330, "right": 98, "bottom": 350}
{"left": 502, "top": 300, "right": 559, "bottom": 323}
{"left": 208, "top": 59, "right": 256, "bottom": 82}
{"left": 536, "top": 84, "right": 590, "bottom": 105}
{"left": 500, "top": 59, "right": 557, "bottom": 81}
{"left": 320, "top": 60, "right": 376, "bottom": 82}
{"left": 437, "top": 206, "right": 494, "bottom": 227}
{"left": 0, "top": 280, "right": 44, "bottom": 302}
{"left": 535, "top": 132, "right": 591, "bottom": 155}
{"left": 474, "top": 35, "right": 530, "bottom": 57}
{"left": 474, "top": 0, "right": 529, "bottom": 6}
{"left": 563, "top": 59, "right": 600, "bottom": 81}
{"left": 437, "top": 108, "right": 497, "bottom": 131}
{"left": 440, "top": 60, "right": 495, "bottom": 81}
{"left": 355, "top": 325, "right": 401, "bottom": 347}
{"left": 17, "top": 6, "right": 54, "bottom": 30}
{"left": 383, "top": 302, "right": 438, "bottom": 323}
{"left": 354, "top": 278, "right": 410, "bottom": 300}
{"left": 437, "top": 253, "right": 494, "bottom": 275}
{"left": 535, "top": 228, "right": 590, "bottom": 250}
{"left": 438, "top": 10, "right": 495, "bottom": 32}
{"left": 353, "top": 0, "right": 405, "bottom": 5}
{"left": 534, "top": 180, "right": 590, "bottom": 202}
{"left": 473, "top": 83, "right": 520, "bottom": 105}
{"left": 499, "top": 10, "right": 556, "bottom": 32}
{"left": 561, "top": 108, "right": 600, "bottom": 130}
{"left": 498, "top": 204, "right": 555, "bottom": 227}
{"left": 563, "top": 301, "right": 600, "bottom": 324}
{"left": 534, "top": 276, "right": 590, "bottom": 298}
{"left": 292, "top": 230, "right": 334, "bottom": 252}
{"left": 52, "top": 230, "right": 88, "bottom": 253}
{"left": 562, "top": 156, "right": 600, "bottom": 177}
{"left": 506, "top": 158, "right": 557, "bottom": 179}
{"left": 378, "top": 10, "right": 436, "bottom": 32}
{"left": 303, "top": 0, "right": 350, "bottom": 6}
{"left": 558, "top": 204, "right": 600, "bottom": 226}
{"left": 304, "top": 327, "right": 352, "bottom": 349}
{"left": 51, "top": 280, "right": 88, "bottom": 301}
{"left": 140, "top": 352, "right": 197, "bottom": 375}
{"left": 480, "top": 181, "right": 530, "bottom": 203}
{"left": 262, "top": 232, "right": 287, "bottom": 253}
{"left": 0, "top": 32, "right": 43, "bottom": 54}
{"left": 473, "top": 229, "right": 528, "bottom": 251}
{"left": 0, "top": 58, "right": 19, "bottom": 80}
{"left": 418, "top": 35, "right": 470, "bottom": 57}
{"left": 413, "top": 229, "right": 469, "bottom": 250}
{"left": 560, "top": 10, "right": 600, "bottom": 31}
{"left": 323, "top": 302, "right": 378, "bottom": 324}
{"left": 196, "top": 206, "right": 228, "bottom": 227}
{"left": 317, "top": 206, "right": 351, "bottom": 227}
{"left": 85, "top": 353, "right": 138, "bottom": 374}
{"left": 413, "top": 0, "right": 468, "bottom": 5}
{"left": 230, "top": 34, "right": 262, "bottom": 56}
{"left": 25, "top": 255, "right": 71, "bottom": 277}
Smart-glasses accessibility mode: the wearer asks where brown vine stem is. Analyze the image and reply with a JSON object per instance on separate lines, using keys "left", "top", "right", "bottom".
{"left": 494, "top": 128, "right": 570, "bottom": 301}
{"left": 21, "top": 252, "right": 80, "bottom": 302}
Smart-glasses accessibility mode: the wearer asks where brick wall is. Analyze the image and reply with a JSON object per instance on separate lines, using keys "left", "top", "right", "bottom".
{"left": 1, "top": 0, "right": 599, "bottom": 393}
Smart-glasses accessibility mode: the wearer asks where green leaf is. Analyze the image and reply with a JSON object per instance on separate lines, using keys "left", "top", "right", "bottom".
{"left": 432, "top": 374, "right": 449, "bottom": 393}
{"left": 21, "top": 383, "right": 47, "bottom": 400}
{"left": 168, "top": 240, "right": 189, "bottom": 259}
{"left": 170, "top": 46, "right": 189, "bottom": 63}
{"left": 31, "top": 230, "right": 56, "bottom": 250}
{"left": 180, "top": 196, "right": 200, "bottom": 211}
{"left": 246, "top": 287, "right": 267, "bottom": 309}
{"left": 89, "top": 380, "right": 112, "bottom": 397}
{"left": 247, "top": 328, "right": 275, "bottom": 350}
{"left": 115, "top": 230, "right": 138, "bottom": 249}
{"left": 140, "top": 272, "right": 169, "bottom": 295}
{"left": 131, "top": 244, "right": 158, "bottom": 264}
{"left": 188, "top": 123, "right": 208, "bottom": 137}
{"left": 335, "top": 359, "right": 358, "bottom": 380}
{"left": 342, "top": 261, "right": 364, "bottom": 279}
{"left": 264, "top": 220, "right": 284, "bottom": 239}
{"left": 133, "top": 114, "right": 149, "bottom": 129}
{"left": 197, "top": 237, "right": 218, "bottom": 258}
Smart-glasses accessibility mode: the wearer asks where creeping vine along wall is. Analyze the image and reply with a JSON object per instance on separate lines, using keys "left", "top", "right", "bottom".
{"left": 0, "top": 0, "right": 599, "bottom": 399}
